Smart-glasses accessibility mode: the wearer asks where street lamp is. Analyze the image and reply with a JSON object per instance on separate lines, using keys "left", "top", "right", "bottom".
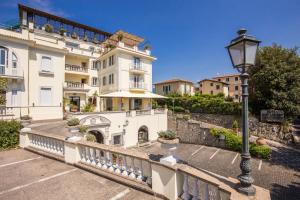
{"left": 226, "top": 28, "right": 260, "bottom": 195}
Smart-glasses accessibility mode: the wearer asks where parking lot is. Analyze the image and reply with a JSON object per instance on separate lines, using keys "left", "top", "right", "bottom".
{"left": 135, "top": 142, "right": 300, "bottom": 200}
{"left": 0, "top": 149, "right": 160, "bottom": 200}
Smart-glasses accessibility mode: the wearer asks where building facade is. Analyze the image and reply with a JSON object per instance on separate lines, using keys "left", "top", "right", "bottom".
{"left": 198, "top": 79, "right": 229, "bottom": 97}
{"left": 212, "top": 74, "right": 242, "bottom": 102}
{"left": 0, "top": 4, "right": 165, "bottom": 121}
{"left": 154, "top": 78, "right": 194, "bottom": 96}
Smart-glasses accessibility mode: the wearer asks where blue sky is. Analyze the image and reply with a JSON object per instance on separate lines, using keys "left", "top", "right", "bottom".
{"left": 1, "top": 0, "right": 299, "bottom": 83}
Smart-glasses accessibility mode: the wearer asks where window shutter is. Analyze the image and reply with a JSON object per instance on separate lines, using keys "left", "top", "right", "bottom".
{"left": 40, "top": 87, "right": 52, "bottom": 106}
{"left": 41, "top": 56, "right": 52, "bottom": 72}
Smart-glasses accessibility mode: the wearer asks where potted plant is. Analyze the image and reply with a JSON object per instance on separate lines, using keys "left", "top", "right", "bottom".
{"left": 232, "top": 120, "right": 239, "bottom": 134}
{"left": 117, "top": 33, "right": 123, "bottom": 42}
{"left": 59, "top": 27, "right": 66, "bottom": 36}
{"left": 144, "top": 44, "right": 151, "bottom": 51}
{"left": 157, "top": 130, "right": 179, "bottom": 145}
{"left": 44, "top": 24, "right": 53, "bottom": 33}
{"left": 70, "top": 104, "right": 78, "bottom": 112}
{"left": 83, "top": 34, "right": 89, "bottom": 42}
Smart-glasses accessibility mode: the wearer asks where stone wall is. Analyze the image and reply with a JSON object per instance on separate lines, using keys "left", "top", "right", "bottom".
{"left": 169, "top": 113, "right": 294, "bottom": 144}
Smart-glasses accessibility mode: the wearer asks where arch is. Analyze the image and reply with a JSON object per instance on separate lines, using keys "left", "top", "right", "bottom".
{"left": 88, "top": 130, "right": 104, "bottom": 144}
{"left": 138, "top": 125, "right": 149, "bottom": 144}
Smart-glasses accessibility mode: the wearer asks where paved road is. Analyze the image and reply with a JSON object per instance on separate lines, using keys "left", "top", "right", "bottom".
{"left": 0, "top": 149, "right": 160, "bottom": 200}
{"left": 135, "top": 143, "right": 300, "bottom": 200}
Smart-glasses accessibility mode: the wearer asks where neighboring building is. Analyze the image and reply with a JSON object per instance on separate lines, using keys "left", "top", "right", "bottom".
{"left": 198, "top": 79, "right": 229, "bottom": 97}
{"left": 212, "top": 74, "right": 242, "bottom": 102}
{"left": 154, "top": 78, "right": 194, "bottom": 96}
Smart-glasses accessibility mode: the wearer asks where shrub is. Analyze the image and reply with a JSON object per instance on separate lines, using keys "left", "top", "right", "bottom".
{"left": 158, "top": 130, "right": 176, "bottom": 140}
{"left": 86, "top": 133, "right": 96, "bottom": 142}
{"left": 67, "top": 118, "right": 80, "bottom": 126}
{"left": 210, "top": 128, "right": 271, "bottom": 159}
{"left": 0, "top": 120, "right": 22, "bottom": 150}
{"left": 79, "top": 125, "right": 88, "bottom": 133}
{"left": 232, "top": 120, "right": 239, "bottom": 129}
{"left": 81, "top": 103, "right": 95, "bottom": 112}
{"left": 174, "top": 106, "right": 185, "bottom": 113}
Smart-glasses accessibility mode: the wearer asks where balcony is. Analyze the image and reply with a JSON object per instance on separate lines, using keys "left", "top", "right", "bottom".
{"left": 129, "top": 82, "right": 147, "bottom": 91}
{"left": 64, "top": 81, "right": 90, "bottom": 92}
{"left": 129, "top": 64, "right": 146, "bottom": 73}
{"left": 0, "top": 66, "right": 24, "bottom": 79}
{"left": 65, "top": 64, "right": 88, "bottom": 74}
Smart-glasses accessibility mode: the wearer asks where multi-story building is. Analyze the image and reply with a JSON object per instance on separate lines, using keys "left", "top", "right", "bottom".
{"left": 198, "top": 79, "right": 229, "bottom": 97}
{"left": 0, "top": 4, "right": 165, "bottom": 121}
{"left": 212, "top": 74, "right": 242, "bottom": 102}
{"left": 154, "top": 78, "right": 194, "bottom": 96}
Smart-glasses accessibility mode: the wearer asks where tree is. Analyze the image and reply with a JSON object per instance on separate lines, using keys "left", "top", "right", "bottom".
{"left": 249, "top": 44, "right": 300, "bottom": 119}
{"left": 0, "top": 78, "right": 7, "bottom": 105}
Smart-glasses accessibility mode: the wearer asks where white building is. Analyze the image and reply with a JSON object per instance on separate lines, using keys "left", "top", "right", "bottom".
{"left": 0, "top": 4, "right": 167, "bottom": 147}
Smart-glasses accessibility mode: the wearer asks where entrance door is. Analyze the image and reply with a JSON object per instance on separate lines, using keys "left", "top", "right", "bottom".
{"left": 70, "top": 96, "right": 80, "bottom": 112}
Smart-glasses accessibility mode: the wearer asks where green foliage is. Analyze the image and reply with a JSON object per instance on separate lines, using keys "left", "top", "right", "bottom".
{"left": 158, "top": 130, "right": 176, "bottom": 140}
{"left": 0, "top": 78, "right": 7, "bottom": 105}
{"left": 86, "top": 133, "right": 96, "bottom": 142}
{"left": 249, "top": 144, "right": 272, "bottom": 159}
{"left": 210, "top": 128, "right": 271, "bottom": 159}
{"left": 79, "top": 125, "right": 88, "bottom": 133}
{"left": 249, "top": 44, "right": 300, "bottom": 119}
{"left": 156, "top": 94, "right": 241, "bottom": 115}
{"left": 44, "top": 24, "right": 53, "bottom": 33}
{"left": 232, "top": 120, "right": 239, "bottom": 129}
{"left": 0, "top": 120, "right": 22, "bottom": 150}
{"left": 67, "top": 118, "right": 80, "bottom": 126}
{"left": 81, "top": 103, "right": 95, "bottom": 112}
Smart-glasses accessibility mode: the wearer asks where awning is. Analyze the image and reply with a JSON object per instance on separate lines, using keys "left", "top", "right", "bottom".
{"left": 99, "top": 91, "right": 167, "bottom": 99}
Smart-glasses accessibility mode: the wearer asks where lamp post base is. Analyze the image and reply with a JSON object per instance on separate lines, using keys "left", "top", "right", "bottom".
{"left": 236, "top": 183, "right": 256, "bottom": 196}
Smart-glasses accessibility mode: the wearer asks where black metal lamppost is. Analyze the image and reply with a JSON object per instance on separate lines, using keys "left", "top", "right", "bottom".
{"left": 226, "top": 28, "right": 260, "bottom": 195}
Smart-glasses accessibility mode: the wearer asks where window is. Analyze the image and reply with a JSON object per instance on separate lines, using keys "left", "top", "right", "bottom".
{"left": 0, "top": 47, "right": 7, "bottom": 74}
{"left": 210, "top": 82, "right": 214, "bottom": 86}
{"left": 11, "top": 90, "right": 18, "bottom": 106}
{"left": 40, "top": 87, "right": 52, "bottom": 106}
{"left": 41, "top": 56, "right": 53, "bottom": 72}
{"left": 102, "top": 59, "right": 107, "bottom": 69}
{"left": 92, "top": 61, "right": 100, "bottom": 70}
{"left": 102, "top": 76, "right": 107, "bottom": 86}
{"left": 12, "top": 53, "right": 17, "bottom": 68}
{"left": 163, "top": 85, "right": 171, "bottom": 94}
{"left": 226, "top": 78, "right": 230, "bottom": 82}
{"left": 235, "top": 77, "right": 239, "bottom": 81}
{"left": 109, "top": 55, "right": 115, "bottom": 66}
{"left": 216, "top": 85, "right": 220, "bottom": 90}
{"left": 109, "top": 74, "right": 114, "bottom": 84}
{"left": 134, "top": 57, "right": 140, "bottom": 67}
{"left": 92, "top": 77, "right": 98, "bottom": 86}
{"left": 218, "top": 79, "right": 221, "bottom": 81}
{"left": 235, "top": 86, "right": 239, "bottom": 91}
{"left": 113, "top": 135, "right": 122, "bottom": 145}
{"left": 210, "top": 90, "right": 213, "bottom": 95}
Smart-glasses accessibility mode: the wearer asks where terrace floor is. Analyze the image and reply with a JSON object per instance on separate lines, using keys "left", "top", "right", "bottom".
{"left": 0, "top": 149, "right": 161, "bottom": 200}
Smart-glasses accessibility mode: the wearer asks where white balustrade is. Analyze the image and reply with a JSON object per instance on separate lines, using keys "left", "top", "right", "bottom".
{"left": 29, "top": 134, "right": 64, "bottom": 156}
{"left": 78, "top": 144, "right": 151, "bottom": 184}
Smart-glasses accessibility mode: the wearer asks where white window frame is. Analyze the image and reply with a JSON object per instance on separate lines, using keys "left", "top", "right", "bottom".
{"left": 0, "top": 47, "right": 7, "bottom": 74}
{"left": 40, "top": 56, "right": 53, "bottom": 73}
{"left": 12, "top": 52, "right": 18, "bottom": 68}
{"left": 92, "top": 77, "right": 98, "bottom": 86}
{"left": 39, "top": 87, "right": 52, "bottom": 106}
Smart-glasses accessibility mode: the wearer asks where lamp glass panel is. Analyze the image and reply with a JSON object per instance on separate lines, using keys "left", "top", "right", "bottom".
{"left": 229, "top": 42, "right": 244, "bottom": 67}
{"left": 245, "top": 41, "right": 258, "bottom": 65}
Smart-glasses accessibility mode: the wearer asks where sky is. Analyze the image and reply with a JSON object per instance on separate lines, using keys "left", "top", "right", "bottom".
{"left": 0, "top": 0, "right": 299, "bottom": 83}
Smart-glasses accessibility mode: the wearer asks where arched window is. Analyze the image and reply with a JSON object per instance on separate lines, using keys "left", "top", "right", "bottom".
{"left": 12, "top": 53, "right": 17, "bottom": 68}
{"left": 0, "top": 47, "right": 7, "bottom": 74}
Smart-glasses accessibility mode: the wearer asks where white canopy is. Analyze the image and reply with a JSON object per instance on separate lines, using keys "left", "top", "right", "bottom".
{"left": 99, "top": 91, "right": 167, "bottom": 99}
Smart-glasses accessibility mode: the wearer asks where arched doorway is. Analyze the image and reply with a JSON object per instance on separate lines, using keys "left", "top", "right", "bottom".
{"left": 138, "top": 126, "right": 149, "bottom": 144}
{"left": 88, "top": 130, "right": 104, "bottom": 144}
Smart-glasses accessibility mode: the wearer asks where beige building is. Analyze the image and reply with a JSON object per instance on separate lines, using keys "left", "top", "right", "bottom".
{"left": 0, "top": 4, "right": 166, "bottom": 120}
{"left": 198, "top": 79, "right": 229, "bottom": 97}
{"left": 154, "top": 78, "right": 194, "bottom": 96}
{"left": 212, "top": 74, "right": 242, "bottom": 102}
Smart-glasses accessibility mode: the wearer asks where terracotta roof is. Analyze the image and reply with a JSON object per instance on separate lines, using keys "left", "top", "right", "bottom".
{"left": 212, "top": 73, "right": 240, "bottom": 78}
{"left": 154, "top": 78, "right": 194, "bottom": 85}
{"left": 198, "top": 79, "right": 229, "bottom": 85}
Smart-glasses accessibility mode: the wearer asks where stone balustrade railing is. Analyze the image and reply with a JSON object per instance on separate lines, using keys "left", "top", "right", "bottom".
{"left": 20, "top": 129, "right": 268, "bottom": 200}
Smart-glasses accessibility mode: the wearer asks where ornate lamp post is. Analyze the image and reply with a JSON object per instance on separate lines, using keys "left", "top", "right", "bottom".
{"left": 226, "top": 28, "right": 260, "bottom": 195}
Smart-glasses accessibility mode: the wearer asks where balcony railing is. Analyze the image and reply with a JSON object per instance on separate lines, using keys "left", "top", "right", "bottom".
{"left": 0, "top": 66, "right": 24, "bottom": 79}
{"left": 65, "top": 64, "right": 88, "bottom": 73}
{"left": 136, "top": 109, "right": 151, "bottom": 116}
{"left": 129, "top": 82, "right": 146, "bottom": 90}
{"left": 64, "top": 82, "right": 90, "bottom": 92}
{"left": 129, "top": 64, "right": 145, "bottom": 72}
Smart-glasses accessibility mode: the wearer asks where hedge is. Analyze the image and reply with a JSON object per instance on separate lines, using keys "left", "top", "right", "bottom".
{"left": 210, "top": 128, "right": 271, "bottom": 159}
{"left": 0, "top": 120, "right": 22, "bottom": 150}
